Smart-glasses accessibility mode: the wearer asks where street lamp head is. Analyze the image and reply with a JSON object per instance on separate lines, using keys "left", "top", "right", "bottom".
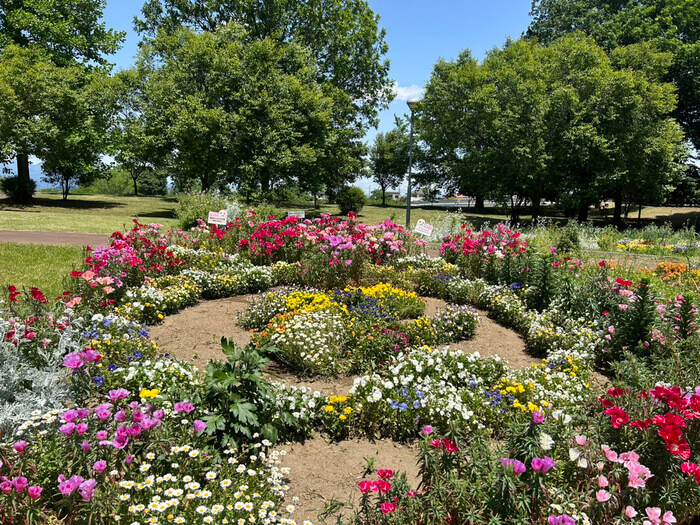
{"left": 407, "top": 99, "right": 421, "bottom": 112}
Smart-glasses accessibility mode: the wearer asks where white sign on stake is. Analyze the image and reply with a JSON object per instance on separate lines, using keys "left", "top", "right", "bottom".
{"left": 207, "top": 210, "right": 228, "bottom": 225}
{"left": 287, "top": 211, "right": 306, "bottom": 218}
{"left": 414, "top": 219, "right": 434, "bottom": 236}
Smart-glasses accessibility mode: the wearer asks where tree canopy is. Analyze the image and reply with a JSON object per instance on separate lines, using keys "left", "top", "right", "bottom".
{"left": 527, "top": 0, "right": 700, "bottom": 150}
{"left": 133, "top": 25, "right": 334, "bottom": 193}
{"left": 369, "top": 117, "right": 410, "bottom": 205}
{"left": 418, "top": 34, "right": 687, "bottom": 222}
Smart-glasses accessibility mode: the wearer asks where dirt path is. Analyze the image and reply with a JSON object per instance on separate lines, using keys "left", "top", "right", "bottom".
{"left": 0, "top": 229, "right": 110, "bottom": 247}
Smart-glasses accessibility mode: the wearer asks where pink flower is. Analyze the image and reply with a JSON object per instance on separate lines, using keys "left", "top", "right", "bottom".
{"left": 13, "top": 441, "right": 27, "bottom": 454}
{"left": 358, "top": 480, "right": 372, "bottom": 494}
{"left": 78, "top": 479, "right": 97, "bottom": 502}
{"left": 75, "top": 422, "right": 88, "bottom": 435}
{"left": 377, "top": 469, "right": 394, "bottom": 480}
{"left": 625, "top": 506, "right": 638, "bottom": 518}
{"left": 193, "top": 420, "right": 206, "bottom": 433}
{"left": 597, "top": 476, "right": 609, "bottom": 488}
{"left": 27, "top": 486, "right": 42, "bottom": 500}
{"left": 595, "top": 490, "right": 611, "bottom": 503}
{"left": 63, "top": 352, "right": 85, "bottom": 370}
{"left": 80, "top": 441, "right": 92, "bottom": 453}
{"left": 601, "top": 445, "right": 618, "bottom": 462}
{"left": 422, "top": 425, "right": 433, "bottom": 435}
{"left": 107, "top": 388, "right": 129, "bottom": 401}
{"left": 0, "top": 481, "right": 12, "bottom": 494}
{"left": 59, "top": 422, "right": 76, "bottom": 435}
{"left": 574, "top": 435, "right": 587, "bottom": 447}
{"left": 96, "top": 430, "right": 108, "bottom": 441}
{"left": 381, "top": 502, "right": 396, "bottom": 514}
{"left": 533, "top": 410, "right": 545, "bottom": 424}
{"left": 12, "top": 477, "right": 28, "bottom": 492}
{"left": 93, "top": 460, "right": 107, "bottom": 474}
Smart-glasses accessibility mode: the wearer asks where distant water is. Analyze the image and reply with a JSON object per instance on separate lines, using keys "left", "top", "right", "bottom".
{"left": 1, "top": 162, "right": 55, "bottom": 189}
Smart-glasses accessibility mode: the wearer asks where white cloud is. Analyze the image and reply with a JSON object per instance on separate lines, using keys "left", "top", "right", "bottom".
{"left": 392, "top": 82, "right": 424, "bottom": 101}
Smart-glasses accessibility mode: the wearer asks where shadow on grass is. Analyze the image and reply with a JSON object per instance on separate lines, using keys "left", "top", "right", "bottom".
{"left": 0, "top": 196, "right": 121, "bottom": 210}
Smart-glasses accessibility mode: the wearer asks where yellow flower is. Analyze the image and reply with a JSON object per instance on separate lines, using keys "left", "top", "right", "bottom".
{"left": 527, "top": 403, "right": 539, "bottom": 412}
{"left": 339, "top": 415, "right": 347, "bottom": 421}
{"left": 140, "top": 388, "right": 159, "bottom": 399}
{"left": 324, "top": 405, "right": 334, "bottom": 413}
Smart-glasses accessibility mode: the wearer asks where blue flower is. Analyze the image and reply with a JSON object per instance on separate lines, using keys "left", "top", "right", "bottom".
{"left": 390, "top": 401, "right": 399, "bottom": 410}
{"left": 399, "top": 403, "right": 408, "bottom": 411}
{"left": 400, "top": 387, "right": 408, "bottom": 398}
{"left": 416, "top": 390, "right": 424, "bottom": 400}
{"left": 133, "top": 351, "right": 143, "bottom": 359}
{"left": 108, "top": 364, "right": 117, "bottom": 372}
{"left": 92, "top": 376, "right": 105, "bottom": 386}
{"left": 412, "top": 400, "right": 421, "bottom": 409}
{"left": 511, "top": 282, "right": 523, "bottom": 290}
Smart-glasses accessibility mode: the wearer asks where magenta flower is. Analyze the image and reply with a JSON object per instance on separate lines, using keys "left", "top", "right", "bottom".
{"left": 78, "top": 479, "right": 97, "bottom": 502}
{"left": 13, "top": 441, "right": 27, "bottom": 454}
{"left": 533, "top": 410, "right": 545, "bottom": 424}
{"left": 12, "top": 477, "right": 28, "bottom": 492}
{"left": 531, "top": 456, "right": 556, "bottom": 473}
{"left": 0, "top": 481, "right": 12, "bottom": 494}
{"left": 595, "top": 489, "right": 611, "bottom": 502}
{"left": 80, "top": 441, "right": 92, "bottom": 453}
{"left": 63, "top": 352, "right": 85, "bottom": 370}
{"left": 501, "top": 458, "right": 526, "bottom": 474}
{"left": 75, "top": 422, "right": 88, "bottom": 435}
{"left": 193, "top": 420, "right": 207, "bottom": 433}
{"left": 58, "top": 474, "right": 84, "bottom": 495}
{"left": 422, "top": 425, "right": 433, "bottom": 435}
{"left": 59, "top": 422, "right": 76, "bottom": 436}
{"left": 27, "top": 486, "right": 42, "bottom": 500}
{"left": 96, "top": 430, "right": 108, "bottom": 441}
{"left": 93, "top": 460, "right": 107, "bottom": 474}
{"left": 548, "top": 515, "right": 575, "bottom": 525}
{"left": 107, "top": 388, "right": 129, "bottom": 401}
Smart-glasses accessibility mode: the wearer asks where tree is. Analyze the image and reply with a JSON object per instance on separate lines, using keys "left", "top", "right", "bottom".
{"left": 110, "top": 70, "right": 165, "bottom": 196}
{"left": 528, "top": 0, "right": 700, "bottom": 150}
{"left": 0, "top": 45, "right": 100, "bottom": 197}
{"left": 134, "top": 0, "right": 393, "bottom": 183}
{"left": 369, "top": 118, "right": 410, "bottom": 205}
{"left": 0, "top": 0, "right": 123, "bottom": 183}
{"left": 135, "top": 25, "right": 333, "bottom": 192}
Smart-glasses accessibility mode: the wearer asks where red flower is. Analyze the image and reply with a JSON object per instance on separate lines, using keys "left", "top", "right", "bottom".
{"left": 652, "top": 413, "right": 687, "bottom": 428}
{"left": 374, "top": 480, "right": 392, "bottom": 494}
{"left": 666, "top": 438, "right": 691, "bottom": 460}
{"left": 603, "top": 406, "right": 630, "bottom": 428}
{"left": 8, "top": 285, "right": 20, "bottom": 302}
{"left": 377, "top": 469, "right": 394, "bottom": 480}
{"left": 30, "top": 287, "right": 47, "bottom": 304}
{"left": 607, "top": 388, "right": 627, "bottom": 398}
{"left": 381, "top": 502, "right": 396, "bottom": 514}
{"left": 658, "top": 424, "right": 684, "bottom": 443}
{"left": 358, "top": 481, "right": 372, "bottom": 494}
{"left": 616, "top": 278, "right": 633, "bottom": 287}
{"left": 442, "top": 438, "right": 459, "bottom": 453}
{"left": 430, "top": 439, "right": 442, "bottom": 448}
{"left": 630, "top": 419, "right": 653, "bottom": 430}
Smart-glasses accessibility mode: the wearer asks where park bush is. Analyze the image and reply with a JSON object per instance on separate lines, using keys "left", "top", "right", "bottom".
{"left": 0, "top": 176, "right": 36, "bottom": 204}
{"left": 336, "top": 185, "right": 367, "bottom": 214}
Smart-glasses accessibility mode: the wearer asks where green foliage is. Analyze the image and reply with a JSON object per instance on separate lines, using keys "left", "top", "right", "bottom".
{"left": 134, "top": 25, "right": 333, "bottom": 193}
{"left": 369, "top": 118, "right": 410, "bottom": 205}
{"left": 0, "top": 175, "right": 36, "bottom": 204}
{"left": 336, "top": 186, "right": 367, "bottom": 215}
{"left": 176, "top": 191, "right": 240, "bottom": 229}
{"left": 607, "top": 279, "right": 658, "bottom": 362}
{"left": 201, "top": 339, "right": 310, "bottom": 449}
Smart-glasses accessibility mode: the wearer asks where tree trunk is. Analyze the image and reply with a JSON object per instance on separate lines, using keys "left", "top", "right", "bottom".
{"left": 314, "top": 193, "right": 318, "bottom": 209}
{"left": 62, "top": 177, "right": 69, "bottom": 201}
{"left": 637, "top": 203, "right": 643, "bottom": 228}
{"left": 474, "top": 193, "right": 485, "bottom": 211}
{"left": 577, "top": 199, "right": 589, "bottom": 223}
{"left": 531, "top": 194, "right": 541, "bottom": 223}
{"left": 613, "top": 191, "right": 623, "bottom": 229}
{"left": 381, "top": 187, "right": 386, "bottom": 206}
{"left": 132, "top": 175, "right": 139, "bottom": 196}
{"left": 17, "top": 154, "right": 30, "bottom": 181}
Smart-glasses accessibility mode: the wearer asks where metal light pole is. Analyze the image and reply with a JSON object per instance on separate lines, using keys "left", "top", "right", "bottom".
{"left": 406, "top": 99, "right": 419, "bottom": 229}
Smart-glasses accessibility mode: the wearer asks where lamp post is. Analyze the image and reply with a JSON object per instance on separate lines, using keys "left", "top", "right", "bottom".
{"left": 406, "top": 99, "right": 420, "bottom": 229}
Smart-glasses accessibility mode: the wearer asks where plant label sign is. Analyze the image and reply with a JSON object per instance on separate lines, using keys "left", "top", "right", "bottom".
{"left": 207, "top": 210, "right": 228, "bottom": 225}
{"left": 287, "top": 211, "right": 306, "bottom": 218}
{"left": 415, "top": 219, "right": 434, "bottom": 236}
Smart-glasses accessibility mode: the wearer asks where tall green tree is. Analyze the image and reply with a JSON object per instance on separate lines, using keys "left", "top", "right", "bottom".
{"left": 369, "top": 118, "right": 410, "bottom": 205}
{"left": 135, "top": 25, "right": 333, "bottom": 192}
{"left": 0, "top": 0, "right": 123, "bottom": 183}
{"left": 134, "top": 0, "right": 393, "bottom": 188}
{"left": 528, "top": 0, "right": 700, "bottom": 150}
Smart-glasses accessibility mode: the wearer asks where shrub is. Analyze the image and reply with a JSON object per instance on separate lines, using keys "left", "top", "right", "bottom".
{"left": 0, "top": 176, "right": 36, "bottom": 204}
{"left": 336, "top": 186, "right": 367, "bottom": 215}
{"left": 176, "top": 191, "right": 241, "bottom": 229}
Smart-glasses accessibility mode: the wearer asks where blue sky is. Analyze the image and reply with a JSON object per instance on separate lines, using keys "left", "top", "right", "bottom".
{"left": 21, "top": 0, "right": 535, "bottom": 190}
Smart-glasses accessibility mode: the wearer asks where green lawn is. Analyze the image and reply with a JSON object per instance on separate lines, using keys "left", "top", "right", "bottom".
{"left": 0, "top": 193, "right": 179, "bottom": 234}
{"left": 0, "top": 243, "right": 85, "bottom": 299}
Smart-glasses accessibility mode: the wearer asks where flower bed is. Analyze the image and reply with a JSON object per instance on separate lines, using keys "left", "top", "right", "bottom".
{"left": 2, "top": 216, "right": 700, "bottom": 523}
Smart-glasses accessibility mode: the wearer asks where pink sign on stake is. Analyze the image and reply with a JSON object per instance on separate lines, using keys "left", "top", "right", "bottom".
{"left": 414, "top": 219, "right": 434, "bottom": 236}
{"left": 207, "top": 210, "right": 228, "bottom": 225}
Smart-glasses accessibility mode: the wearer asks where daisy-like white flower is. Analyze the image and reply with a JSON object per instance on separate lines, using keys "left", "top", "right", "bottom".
{"left": 220, "top": 479, "right": 232, "bottom": 488}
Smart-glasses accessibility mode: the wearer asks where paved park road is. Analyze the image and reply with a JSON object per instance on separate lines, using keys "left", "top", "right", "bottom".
{"left": 0, "top": 230, "right": 111, "bottom": 247}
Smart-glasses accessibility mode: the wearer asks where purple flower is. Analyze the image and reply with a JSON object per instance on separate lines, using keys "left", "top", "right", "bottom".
{"left": 96, "top": 430, "right": 108, "bottom": 441}
{"left": 78, "top": 479, "right": 97, "bottom": 502}
{"left": 12, "top": 477, "right": 27, "bottom": 492}
{"left": 422, "top": 425, "right": 433, "bottom": 435}
{"left": 58, "top": 474, "right": 84, "bottom": 495}
{"left": 93, "top": 461, "right": 107, "bottom": 474}
{"left": 80, "top": 441, "right": 92, "bottom": 453}
{"left": 13, "top": 441, "right": 27, "bottom": 454}
{"left": 107, "top": 388, "right": 129, "bottom": 401}
{"left": 193, "top": 420, "right": 207, "bottom": 433}
{"left": 533, "top": 410, "right": 546, "bottom": 424}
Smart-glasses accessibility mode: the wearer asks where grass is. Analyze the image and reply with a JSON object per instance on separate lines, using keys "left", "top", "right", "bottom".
{"left": 0, "top": 192, "right": 178, "bottom": 234}
{"left": 0, "top": 243, "right": 85, "bottom": 299}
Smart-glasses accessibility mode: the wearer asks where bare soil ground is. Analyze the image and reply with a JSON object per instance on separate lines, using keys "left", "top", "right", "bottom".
{"left": 278, "top": 436, "right": 420, "bottom": 524}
